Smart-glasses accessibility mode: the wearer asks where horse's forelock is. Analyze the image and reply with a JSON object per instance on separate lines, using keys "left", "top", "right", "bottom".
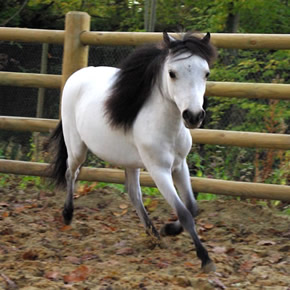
{"left": 167, "top": 33, "right": 217, "bottom": 66}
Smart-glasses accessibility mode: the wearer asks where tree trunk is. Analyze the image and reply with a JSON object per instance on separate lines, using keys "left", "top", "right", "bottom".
{"left": 223, "top": 1, "right": 240, "bottom": 63}
{"left": 144, "top": 0, "right": 157, "bottom": 32}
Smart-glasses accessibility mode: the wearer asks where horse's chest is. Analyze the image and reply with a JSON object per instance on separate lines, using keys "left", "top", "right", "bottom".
{"left": 173, "top": 131, "right": 192, "bottom": 163}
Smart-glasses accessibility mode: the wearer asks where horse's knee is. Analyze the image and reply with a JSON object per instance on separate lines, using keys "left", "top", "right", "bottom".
{"left": 160, "top": 221, "right": 183, "bottom": 236}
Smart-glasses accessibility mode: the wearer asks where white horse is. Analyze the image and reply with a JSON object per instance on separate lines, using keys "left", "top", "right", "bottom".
{"left": 48, "top": 31, "right": 216, "bottom": 272}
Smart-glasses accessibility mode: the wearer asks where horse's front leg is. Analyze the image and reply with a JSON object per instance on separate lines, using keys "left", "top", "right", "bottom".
{"left": 145, "top": 164, "right": 215, "bottom": 272}
{"left": 125, "top": 168, "right": 161, "bottom": 243}
{"left": 161, "top": 160, "right": 198, "bottom": 236}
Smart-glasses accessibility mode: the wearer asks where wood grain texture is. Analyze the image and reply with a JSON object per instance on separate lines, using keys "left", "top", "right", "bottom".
{"left": 80, "top": 31, "right": 290, "bottom": 49}
{"left": 0, "top": 72, "right": 61, "bottom": 88}
{"left": 0, "top": 27, "right": 64, "bottom": 44}
{"left": 0, "top": 117, "right": 289, "bottom": 150}
{"left": 61, "top": 12, "right": 91, "bottom": 92}
{"left": 0, "top": 160, "right": 289, "bottom": 201}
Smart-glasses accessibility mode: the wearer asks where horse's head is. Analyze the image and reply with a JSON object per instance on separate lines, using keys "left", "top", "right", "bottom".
{"left": 163, "top": 32, "right": 216, "bottom": 129}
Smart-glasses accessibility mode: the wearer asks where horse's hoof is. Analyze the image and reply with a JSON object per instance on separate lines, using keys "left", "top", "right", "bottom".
{"left": 202, "top": 260, "right": 216, "bottom": 273}
{"left": 62, "top": 208, "right": 73, "bottom": 225}
{"left": 160, "top": 222, "right": 183, "bottom": 236}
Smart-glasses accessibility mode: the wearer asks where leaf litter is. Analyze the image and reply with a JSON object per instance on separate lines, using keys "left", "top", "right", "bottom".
{"left": 0, "top": 184, "right": 289, "bottom": 289}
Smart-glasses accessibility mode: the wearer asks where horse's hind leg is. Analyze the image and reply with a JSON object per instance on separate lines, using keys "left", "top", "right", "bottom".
{"left": 161, "top": 160, "right": 198, "bottom": 236}
{"left": 63, "top": 141, "right": 87, "bottom": 225}
{"left": 125, "top": 168, "right": 160, "bottom": 242}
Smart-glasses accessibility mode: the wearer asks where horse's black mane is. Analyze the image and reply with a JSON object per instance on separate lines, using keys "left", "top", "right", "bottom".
{"left": 105, "top": 32, "right": 216, "bottom": 131}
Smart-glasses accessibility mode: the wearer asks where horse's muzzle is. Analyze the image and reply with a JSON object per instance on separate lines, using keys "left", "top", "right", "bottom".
{"left": 182, "top": 109, "right": 205, "bottom": 129}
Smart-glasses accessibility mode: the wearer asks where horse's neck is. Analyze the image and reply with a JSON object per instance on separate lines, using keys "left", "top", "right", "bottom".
{"left": 140, "top": 86, "right": 184, "bottom": 136}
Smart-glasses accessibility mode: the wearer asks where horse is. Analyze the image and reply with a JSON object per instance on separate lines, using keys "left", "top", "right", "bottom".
{"left": 47, "top": 31, "right": 217, "bottom": 272}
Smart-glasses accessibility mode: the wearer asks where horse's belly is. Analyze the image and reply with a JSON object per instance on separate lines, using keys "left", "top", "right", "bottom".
{"left": 86, "top": 133, "right": 144, "bottom": 168}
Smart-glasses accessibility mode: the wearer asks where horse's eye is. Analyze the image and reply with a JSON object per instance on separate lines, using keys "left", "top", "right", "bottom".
{"left": 205, "top": 72, "right": 210, "bottom": 79}
{"left": 169, "top": 71, "right": 176, "bottom": 79}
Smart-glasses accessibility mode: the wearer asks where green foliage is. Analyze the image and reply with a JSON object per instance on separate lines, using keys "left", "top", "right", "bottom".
{"left": 197, "top": 193, "right": 218, "bottom": 201}
{"left": 18, "top": 175, "right": 42, "bottom": 190}
{"left": 0, "top": 174, "right": 10, "bottom": 188}
{"left": 95, "top": 181, "right": 126, "bottom": 193}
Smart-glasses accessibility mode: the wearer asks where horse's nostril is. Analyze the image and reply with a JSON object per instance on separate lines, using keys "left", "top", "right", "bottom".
{"left": 182, "top": 110, "right": 190, "bottom": 120}
{"left": 199, "top": 110, "right": 206, "bottom": 121}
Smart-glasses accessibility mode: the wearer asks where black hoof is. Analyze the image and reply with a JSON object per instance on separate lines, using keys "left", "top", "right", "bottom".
{"left": 62, "top": 207, "right": 73, "bottom": 225}
{"left": 160, "top": 222, "right": 184, "bottom": 237}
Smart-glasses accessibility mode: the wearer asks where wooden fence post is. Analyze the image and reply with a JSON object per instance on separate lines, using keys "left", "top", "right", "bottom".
{"left": 61, "top": 11, "right": 90, "bottom": 113}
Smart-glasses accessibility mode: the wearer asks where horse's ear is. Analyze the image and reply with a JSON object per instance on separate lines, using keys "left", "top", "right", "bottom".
{"left": 163, "top": 31, "right": 175, "bottom": 47}
{"left": 202, "top": 32, "right": 211, "bottom": 44}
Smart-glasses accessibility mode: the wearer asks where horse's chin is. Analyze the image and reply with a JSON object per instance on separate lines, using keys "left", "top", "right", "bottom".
{"left": 184, "top": 121, "right": 202, "bottom": 129}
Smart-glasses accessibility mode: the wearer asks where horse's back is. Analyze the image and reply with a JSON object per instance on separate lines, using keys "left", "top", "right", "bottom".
{"left": 62, "top": 66, "right": 118, "bottom": 106}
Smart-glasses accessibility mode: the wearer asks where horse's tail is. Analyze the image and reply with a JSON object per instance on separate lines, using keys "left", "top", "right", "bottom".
{"left": 45, "top": 120, "right": 68, "bottom": 188}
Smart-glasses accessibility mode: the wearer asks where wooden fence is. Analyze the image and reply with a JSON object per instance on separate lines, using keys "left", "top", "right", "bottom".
{"left": 0, "top": 11, "right": 289, "bottom": 201}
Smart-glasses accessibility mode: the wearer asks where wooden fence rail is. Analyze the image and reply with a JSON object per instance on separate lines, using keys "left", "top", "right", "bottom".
{"left": 0, "top": 72, "right": 61, "bottom": 89}
{"left": 0, "top": 71, "right": 289, "bottom": 100}
{"left": 80, "top": 32, "right": 290, "bottom": 49}
{"left": 1, "top": 27, "right": 290, "bottom": 49}
{"left": 0, "top": 160, "right": 289, "bottom": 201}
{"left": 0, "top": 28, "right": 64, "bottom": 44}
{"left": 0, "top": 116, "right": 289, "bottom": 150}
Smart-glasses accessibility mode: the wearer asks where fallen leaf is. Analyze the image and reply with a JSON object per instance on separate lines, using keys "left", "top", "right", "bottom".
{"left": 116, "top": 247, "right": 134, "bottom": 255}
{"left": 81, "top": 254, "right": 100, "bottom": 261}
{"left": 119, "top": 203, "right": 128, "bottom": 209}
{"left": 113, "top": 209, "right": 128, "bottom": 217}
{"left": 147, "top": 200, "right": 158, "bottom": 212}
{"left": 63, "top": 265, "right": 90, "bottom": 283}
{"left": 45, "top": 271, "right": 60, "bottom": 281}
{"left": 239, "top": 260, "right": 254, "bottom": 273}
{"left": 60, "top": 225, "right": 72, "bottom": 232}
{"left": 213, "top": 246, "right": 227, "bottom": 254}
{"left": 101, "top": 223, "right": 117, "bottom": 231}
{"left": 65, "top": 256, "right": 82, "bottom": 264}
{"left": 267, "top": 253, "right": 282, "bottom": 264}
{"left": 22, "top": 250, "right": 38, "bottom": 260}
{"left": 204, "top": 223, "right": 215, "bottom": 230}
{"left": 195, "top": 273, "right": 208, "bottom": 278}
{"left": 2, "top": 211, "right": 9, "bottom": 218}
{"left": 156, "top": 261, "right": 169, "bottom": 269}
{"left": 226, "top": 247, "right": 235, "bottom": 256}
{"left": 208, "top": 277, "right": 226, "bottom": 289}
{"left": 14, "top": 206, "right": 26, "bottom": 213}
{"left": 184, "top": 262, "right": 196, "bottom": 268}
{"left": 257, "top": 240, "right": 276, "bottom": 246}
{"left": 0, "top": 273, "right": 17, "bottom": 289}
{"left": 114, "top": 240, "right": 127, "bottom": 248}
{"left": 168, "top": 213, "right": 178, "bottom": 222}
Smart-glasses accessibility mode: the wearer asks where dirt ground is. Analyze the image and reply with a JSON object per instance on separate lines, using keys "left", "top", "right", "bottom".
{"left": 0, "top": 181, "right": 289, "bottom": 289}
